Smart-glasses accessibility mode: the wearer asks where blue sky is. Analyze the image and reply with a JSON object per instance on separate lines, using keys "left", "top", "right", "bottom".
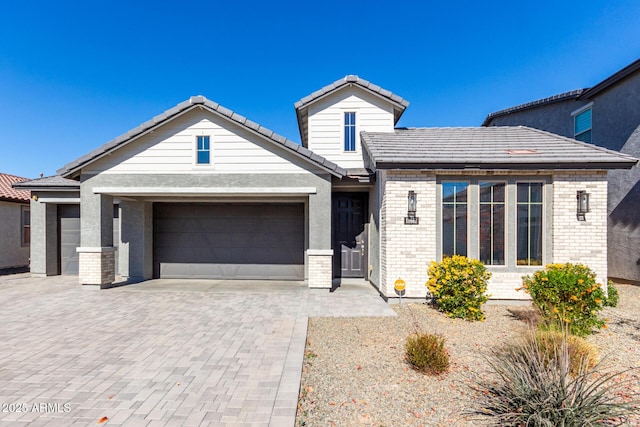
{"left": 1, "top": 0, "right": 639, "bottom": 178}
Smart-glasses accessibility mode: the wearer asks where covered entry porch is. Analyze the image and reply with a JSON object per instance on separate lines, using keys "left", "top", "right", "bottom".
{"left": 77, "top": 177, "right": 334, "bottom": 289}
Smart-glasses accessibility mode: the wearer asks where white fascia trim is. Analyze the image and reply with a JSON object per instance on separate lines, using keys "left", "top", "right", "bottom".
{"left": 571, "top": 102, "right": 594, "bottom": 117}
{"left": 76, "top": 247, "right": 117, "bottom": 253}
{"left": 93, "top": 187, "right": 317, "bottom": 196}
{"left": 306, "top": 249, "right": 333, "bottom": 256}
{"left": 37, "top": 198, "right": 81, "bottom": 204}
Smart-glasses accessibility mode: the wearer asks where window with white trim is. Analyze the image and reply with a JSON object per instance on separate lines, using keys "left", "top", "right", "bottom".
{"left": 574, "top": 108, "right": 592, "bottom": 143}
{"left": 344, "top": 112, "right": 356, "bottom": 152}
{"left": 196, "top": 135, "right": 211, "bottom": 165}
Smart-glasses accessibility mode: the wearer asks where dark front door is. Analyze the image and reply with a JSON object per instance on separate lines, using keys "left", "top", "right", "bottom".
{"left": 333, "top": 194, "right": 367, "bottom": 278}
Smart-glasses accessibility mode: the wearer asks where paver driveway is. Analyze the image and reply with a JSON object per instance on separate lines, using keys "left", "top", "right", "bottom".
{"left": 0, "top": 274, "right": 395, "bottom": 426}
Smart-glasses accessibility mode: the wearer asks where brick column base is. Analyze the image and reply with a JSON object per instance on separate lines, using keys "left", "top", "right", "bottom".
{"left": 307, "top": 249, "right": 333, "bottom": 289}
{"left": 77, "top": 247, "right": 116, "bottom": 287}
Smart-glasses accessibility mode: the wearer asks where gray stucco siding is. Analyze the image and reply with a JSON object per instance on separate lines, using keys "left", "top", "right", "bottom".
{"left": 486, "top": 99, "right": 588, "bottom": 138}
{"left": 591, "top": 73, "right": 640, "bottom": 153}
{"left": 29, "top": 198, "right": 59, "bottom": 276}
{"left": 0, "top": 201, "right": 30, "bottom": 269}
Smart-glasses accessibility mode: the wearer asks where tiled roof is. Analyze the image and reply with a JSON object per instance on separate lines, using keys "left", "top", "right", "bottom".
{"left": 482, "top": 90, "right": 585, "bottom": 126}
{"left": 0, "top": 173, "right": 30, "bottom": 203}
{"left": 12, "top": 175, "right": 80, "bottom": 190}
{"left": 361, "top": 126, "right": 638, "bottom": 170}
{"left": 57, "top": 96, "right": 347, "bottom": 178}
{"left": 294, "top": 75, "right": 409, "bottom": 147}
{"left": 294, "top": 75, "right": 409, "bottom": 110}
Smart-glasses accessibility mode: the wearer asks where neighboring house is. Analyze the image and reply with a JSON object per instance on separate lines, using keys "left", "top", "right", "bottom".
{"left": 0, "top": 173, "right": 31, "bottom": 270}
{"left": 15, "top": 76, "right": 637, "bottom": 299}
{"left": 483, "top": 58, "right": 640, "bottom": 283}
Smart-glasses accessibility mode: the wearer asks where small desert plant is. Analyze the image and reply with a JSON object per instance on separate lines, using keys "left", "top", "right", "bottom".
{"left": 405, "top": 333, "right": 450, "bottom": 375}
{"left": 521, "top": 263, "right": 607, "bottom": 336}
{"left": 426, "top": 255, "right": 491, "bottom": 321}
{"left": 604, "top": 281, "right": 619, "bottom": 307}
{"left": 471, "top": 328, "right": 639, "bottom": 426}
{"left": 529, "top": 329, "right": 599, "bottom": 377}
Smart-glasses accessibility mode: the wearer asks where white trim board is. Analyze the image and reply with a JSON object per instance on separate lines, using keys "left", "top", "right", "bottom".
{"left": 92, "top": 187, "right": 317, "bottom": 197}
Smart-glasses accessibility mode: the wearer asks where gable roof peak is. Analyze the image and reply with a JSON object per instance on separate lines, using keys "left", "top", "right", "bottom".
{"left": 294, "top": 75, "right": 409, "bottom": 110}
{"left": 189, "top": 95, "right": 206, "bottom": 104}
{"left": 294, "top": 75, "right": 409, "bottom": 147}
{"left": 57, "top": 96, "right": 346, "bottom": 178}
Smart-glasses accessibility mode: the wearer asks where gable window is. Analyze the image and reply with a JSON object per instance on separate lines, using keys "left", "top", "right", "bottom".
{"left": 574, "top": 107, "right": 592, "bottom": 143}
{"left": 344, "top": 112, "right": 356, "bottom": 152}
{"left": 479, "top": 182, "right": 505, "bottom": 265}
{"left": 196, "top": 135, "right": 211, "bottom": 165}
{"left": 442, "top": 182, "right": 468, "bottom": 257}
{"left": 516, "top": 182, "right": 543, "bottom": 266}
{"left": 22, "top": 206, "right": 30, "bottom": 247}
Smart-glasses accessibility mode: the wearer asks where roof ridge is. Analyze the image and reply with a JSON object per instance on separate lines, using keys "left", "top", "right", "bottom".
{"left": 483, "top": 57, "right": 640, "bottom": 125}
{"left": 294, "top": 75, "right": 409, "bottom": 110}
{"left": 482, "top": 89, "right": 586, "bottom": 125}
{"left": 0, "top": 172, "right": 30, "bottom": 181}
{"left": 579, "top": 57, "right": 640, "bottom": 99}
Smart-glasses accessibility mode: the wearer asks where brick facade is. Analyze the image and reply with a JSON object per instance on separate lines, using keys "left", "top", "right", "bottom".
{"left": 380, "top": 171, "right": 437, "bottom": 297}
{"left": 378, "top": 170, "right": 610, "bottom": 300}
{"left": 307, "top": 249, "right": 333, "bottom": 288}
{"left": 78, "top": 248, "right": 116, "bottom": 286}
{"left": 551, "top": 171, "right": 608, "bottom": 286}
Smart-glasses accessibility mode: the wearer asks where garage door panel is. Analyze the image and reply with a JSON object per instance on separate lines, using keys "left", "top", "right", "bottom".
{"left": 158, "top": 262, "right": 305, "bottom": 280}
{"left": 154, "top": 203, "right": 304, "bottom": 280}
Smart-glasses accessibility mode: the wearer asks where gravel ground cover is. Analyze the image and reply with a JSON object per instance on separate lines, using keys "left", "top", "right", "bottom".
{"left": 297, "top": 284, "right": 640, "bottom": 426}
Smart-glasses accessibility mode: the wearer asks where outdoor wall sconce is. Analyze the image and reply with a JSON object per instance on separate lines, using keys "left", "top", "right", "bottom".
{"left": 577, "top": 190, "right": 590, "bottom": 221}
{"left": 405, "top": 190, "right": 419, "bottom": 224}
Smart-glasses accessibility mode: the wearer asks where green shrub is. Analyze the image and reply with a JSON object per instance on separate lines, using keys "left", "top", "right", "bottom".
{"left": 405, "top": 333, "right": 449, "bottom": 375}
{"left": 521, "top": 263, "right": 607, "bottom": 336}
{"left": 426, "top": 255, "right": 491, "bottom": 321}
{"left": 530, "top": 330, "right": 599, "bottom": 377}
{"left": 471, "top": 329, "right": 639, "bottom": 426}
{"left": 604, "top": 281, "right": 619, "bottom": 307}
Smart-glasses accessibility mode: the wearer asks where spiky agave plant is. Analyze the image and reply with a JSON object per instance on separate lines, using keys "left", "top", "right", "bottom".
{"left": 469, "top": 328, "right": 638, "bottom": 426}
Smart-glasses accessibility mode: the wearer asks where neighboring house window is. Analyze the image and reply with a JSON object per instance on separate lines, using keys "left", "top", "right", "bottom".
{"left": 516, "top": 182, "right": 543, "bottom": 266}
{"left": 442, "top": 182, "right": 468, "bottom": 257}
{"left": 22, "top": 206, "right": 30, "bottom": 247}
{"left": 196, "top": 135, "right": 211, "bottom": 164}
{"left": 574, "top": 107, "right": 592, "bottom": 143}
{"left": 344, "top": 112, "right": 356, "bottom": 152}
{"left": 479, "top": 182, "right": 505, "bottom": 265}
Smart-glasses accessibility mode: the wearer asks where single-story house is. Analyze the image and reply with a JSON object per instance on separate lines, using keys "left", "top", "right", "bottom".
{"left": 15, "top": 77, "right": 638, "bottom": 299}
{"left": 0, "top": 173, "right": 31, "bottom": 270}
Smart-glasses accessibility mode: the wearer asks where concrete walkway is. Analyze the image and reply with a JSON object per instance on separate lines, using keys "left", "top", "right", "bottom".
{"left": 0, "top": 274, "right": 395, "bottom": 426}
